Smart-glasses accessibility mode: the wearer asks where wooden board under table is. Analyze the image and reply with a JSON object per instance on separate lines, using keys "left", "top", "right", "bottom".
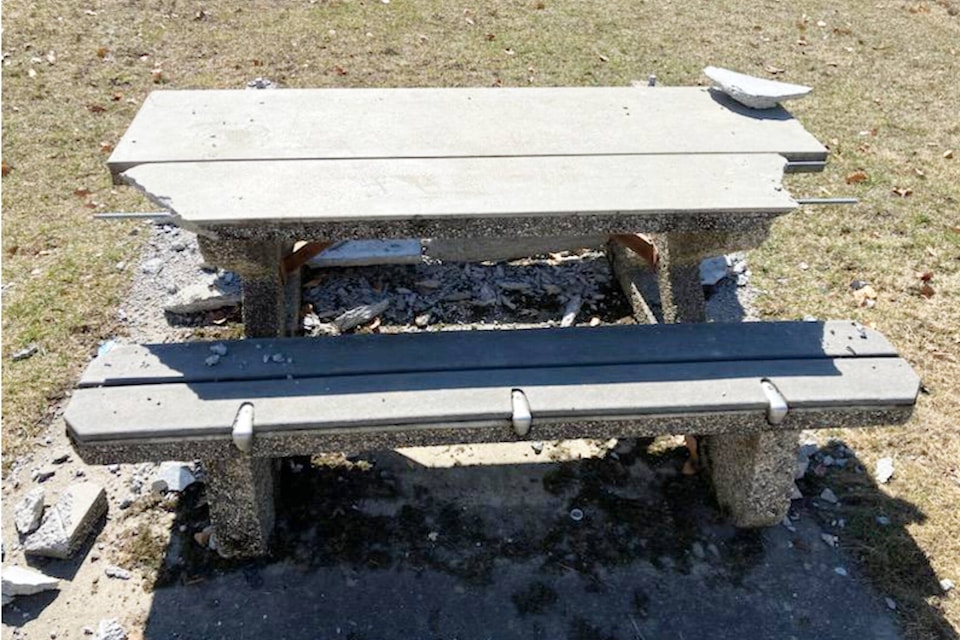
{"left": 66, "top": 322, "right": 919, "bottom": 443}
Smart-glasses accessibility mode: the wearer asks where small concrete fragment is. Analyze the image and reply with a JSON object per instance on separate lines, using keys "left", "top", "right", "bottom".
{"left": 1, "top": 565, "right": 60, "bottom": 598}
{"left": 97, "top": 618, "right": 128, "bottom": 640}
{"left": 24, "top": 483, "right": 107, "bottom": 559}
{"left": 704, "top": 66, "right": 812, "bottom": 109}
{"left": 875, "top": 457, "right": 894, "bottom": 484}
{"left": 942, "top": 578, "right": 955, "bottom": 593}
{"left": 14, "top": 488, "right": 45, "bottom": 535}
{"left": 820, "top": 488, "right": 839, "bottom": 504}
{"left": 151, "top": 462, "right": 196, "bottom": 493}
{"left": 104, "top": 565, "right": 132, "bottom": 580}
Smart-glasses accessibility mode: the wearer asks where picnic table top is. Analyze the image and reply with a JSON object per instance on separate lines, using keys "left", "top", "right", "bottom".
{"left": 109, "top": 86, "right": 826, "bottom": 231}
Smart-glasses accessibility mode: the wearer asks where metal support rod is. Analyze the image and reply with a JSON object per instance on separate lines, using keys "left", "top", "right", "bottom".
{"left": 93, "top": 212, "right": 174, "bottom": 221}
{"left": 795, "top": 198, "right": 859, "bottom": 205}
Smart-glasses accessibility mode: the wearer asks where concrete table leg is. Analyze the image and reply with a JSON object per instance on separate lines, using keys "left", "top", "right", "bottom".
{"left": 656, "top": 232, "right": 708, "bottom": 324}
{"left": 705, "top": 430, "right": 799, "bottom": 527}
{"left": 202, "top": 453, "right": 276, "bottom": 557}
{"left": 198, "top": 236, "right": 288, "bottom": 338}
{"left": 605, "top": 236, "right": 659, "bottom": 324}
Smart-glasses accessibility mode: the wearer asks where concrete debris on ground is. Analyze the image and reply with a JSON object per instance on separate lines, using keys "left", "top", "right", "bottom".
{"left": 23, "top": 483, "right": 107, "bottom": 559}
{"left": 11, "top": 343, "right": 40, "bottom": 362}
{"left": 96, "top": 618, "right": 128, "bottom": 640}
{"left": 151, "top": 462, "right": 196, "bottom": 493}
{"left": 699, "top": 253, "right": 749, "bottom": 287}
{"left": 875, "top": 457, "right": 895, "bottom": 484}
{"left": 2, "top": 565, "right": 60, "bottom": 600}
{"left": 302, "top": 251, "right": 621, "bottom": 332}
{"left": 163, "top": 274, "right": 241, "bottom": 314}
{"left": 14, "top": 488, "right": 45, "bottom": 535}
{"left": 942, "top": 578, "right": 955, "bottom": 593}
{"left": 819, "top": 488, "right": 839, "bottom": 504}
{"left": 33, "top": 468, "right": 56, "bottom": 483}
{"left": 104, "top": 565, "right": 132, "bottom": 580}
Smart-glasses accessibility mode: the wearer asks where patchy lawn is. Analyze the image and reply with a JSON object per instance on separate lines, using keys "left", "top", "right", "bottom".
{"left": 2, "top": 0, "right": 958, "bottom": 636}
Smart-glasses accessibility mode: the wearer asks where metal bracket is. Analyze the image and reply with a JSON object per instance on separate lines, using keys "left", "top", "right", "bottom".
{"left": 511, "top": 389, "right": 532, "bottom": 437}
{"left": 760, "top": 379, "right": 788, "bottom": 425}
{"left": 232, "top": 403, "right": 255, "bottom": 453}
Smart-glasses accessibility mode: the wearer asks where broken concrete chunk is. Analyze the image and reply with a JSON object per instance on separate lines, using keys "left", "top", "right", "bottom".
{"left": 699, "top": 255, "right": 731, "bottom": 286}
{"left": 704, "top": 66, "right": 812, "bottom": 110}
{"left": 14, "top": 488, "right": 45, "bottom": 535}
{"left": 1, "top": 565, "right": 60, "bottom": 598}
{"left": 151, "top": 462, "right": 196, "bottom": 493}
{"left": 24, "top": 483, "right": 107, "bottom": 559}
{"left": 875, "top": 457, "right": 894, "bottom": 484}
{"left": 163, "top": 277, "right": 241, "bottom": 314}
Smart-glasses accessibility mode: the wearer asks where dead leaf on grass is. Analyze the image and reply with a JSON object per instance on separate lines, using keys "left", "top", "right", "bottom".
{"left": 945, "top": 149, "right": 955, "bottom": 159}
{"left": 919, "top": 282, "right": 936, "bottom": 298}
{"left": 1, "top": 161, "right": 10, "bottom": 177}
{"left": 916, "top": 271, "right": 934, "bottom": 282}
{"left": 598, "top": 54, "right": 609, "bottom": 62}
{"left": 892, "top": 186, "right": 913, "bottom": 197}
{"left": 853, "top": 285, "right": 878, "bottom": 307}
{"left": 73, "top": 188, "right": 92, "bottom": 198}
{"left": 333, "top": 65, "right": 347, "bottom": 76}
{"left": 111, "top": 92, "right": 123, "bottom": 101}
{"left": 97, "top": 46, "right": 109, "bottom": 59}
{"left": 765, "top": 64, "right": 785, "bottom": 74}
{"left": 931, "top": 351, "right": 958, "bottom": 363}
{"left": 99, "top": 141, "right": 114, "bottom": 153}
{"left": 87, "top": 104, "right": 106, "bottom": 113}
{"left": 485, "top": 33, "right": 496, "bottom": 40}
{"left": 846, "top": 170, "right": 869, "bottom": 184}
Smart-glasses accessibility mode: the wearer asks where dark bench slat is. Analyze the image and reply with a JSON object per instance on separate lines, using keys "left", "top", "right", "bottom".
{"left": 66, "top": 357, "right": 918, "bottom": 443}
{"left": 79, "top": 321, "right": 897, "bottom": 388}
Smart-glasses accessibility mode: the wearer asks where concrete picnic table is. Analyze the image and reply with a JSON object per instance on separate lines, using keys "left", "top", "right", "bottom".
{"left": 108, "top": 86, "right": 826, "bottom": 337}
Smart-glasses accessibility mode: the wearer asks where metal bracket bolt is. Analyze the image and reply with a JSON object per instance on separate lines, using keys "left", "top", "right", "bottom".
{"left": 511, "top": 389, "right": 532, "bottom": 437}
{"left": 232, "top": 403, "right": 255, "bottom": 452}
{"left": 760, "top": 379, "right": 789, "bottom": 425}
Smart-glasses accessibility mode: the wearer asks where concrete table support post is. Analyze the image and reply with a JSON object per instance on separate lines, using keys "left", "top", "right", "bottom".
{"left": 198, "top": 236, "right": 289, "bottom": 338}
{"left": 605, "top": 237, "right": 659, "bottom": 324}
{"left": 705, "top": 429, "right": 799, "bottom": 527}
{"left": 656, "top": 232, "right": 709, "bottom": 324}
{"left": 202, "top": 453, "right": 276, "bottom": 557}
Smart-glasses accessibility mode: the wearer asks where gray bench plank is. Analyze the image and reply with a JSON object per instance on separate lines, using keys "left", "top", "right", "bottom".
{"left": 108, "top": 87, "right": 827, "bottom": 177}
{"left": 79, "top": 321, "right": 898, "bottom": 388}
{"left": 66, "top": 357, "right": 919, "bottom": 443}
{"left": 122, "top": 154, "right": 795, "bottom": 228}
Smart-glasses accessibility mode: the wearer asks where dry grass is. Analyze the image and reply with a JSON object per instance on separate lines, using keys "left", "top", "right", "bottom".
{"left": 2, "top": 0, "right": 958, "bottom": 636}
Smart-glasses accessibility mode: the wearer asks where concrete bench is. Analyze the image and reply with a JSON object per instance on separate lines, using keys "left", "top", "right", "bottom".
{"left": 65, "top": 320, "right": 919, "bottom": 557}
